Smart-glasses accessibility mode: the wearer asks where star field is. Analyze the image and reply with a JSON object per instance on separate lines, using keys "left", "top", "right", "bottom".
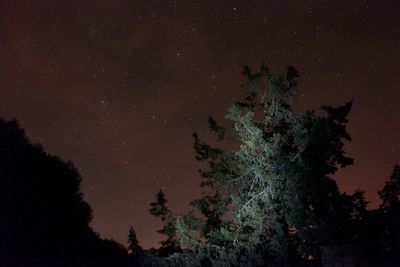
{"left": 0, "top": 0, "right": 399, "bottom": 248}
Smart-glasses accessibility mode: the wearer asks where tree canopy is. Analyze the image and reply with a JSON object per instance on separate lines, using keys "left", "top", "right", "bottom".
{"left": 0, "top": 119, "right": 130, "bottom": 267}
{"left": 174, "top": 64, "right": 364, "bottom": 266}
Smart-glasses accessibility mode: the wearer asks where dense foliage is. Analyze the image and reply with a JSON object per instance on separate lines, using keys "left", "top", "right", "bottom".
{"left": 168, "top": 64, "right": 399, "bottom": 266}
{"left": 0, "top": 119, "right": 131, "bottom": 267}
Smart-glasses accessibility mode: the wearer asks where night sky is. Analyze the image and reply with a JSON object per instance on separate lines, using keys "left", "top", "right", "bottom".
{"left": 0, "top": 1, "right": 399, "bottom": 248}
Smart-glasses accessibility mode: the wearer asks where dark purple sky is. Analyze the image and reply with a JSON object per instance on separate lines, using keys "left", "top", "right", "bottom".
{"left": 1, "top": 0, "right": 399, "bottom": 248}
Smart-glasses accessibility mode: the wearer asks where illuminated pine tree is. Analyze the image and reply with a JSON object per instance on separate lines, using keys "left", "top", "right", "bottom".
{"left": 176, "top": 64, "right": 354, "bottom": 266}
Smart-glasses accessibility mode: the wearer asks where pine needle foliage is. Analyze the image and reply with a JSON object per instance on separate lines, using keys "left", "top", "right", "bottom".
{"left": 175, "top": 64, "right": 355, "bottom": 266}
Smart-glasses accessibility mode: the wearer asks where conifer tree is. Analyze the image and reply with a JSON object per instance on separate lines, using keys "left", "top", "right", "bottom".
{"left": 379, "top": 164, "right": 400, "bottom": 213}
{"left": 353, "top": 164, "right": 400, "bottom": 266}
{"left": 128, "top": 226, "right": 142, "bottom": 256}
{"left": 175, "top": 64, "right": 355, "bottom": 266}
{"left": 149, "top": 190, "right": 181, "bottom": 256}
{"left": 378, "top": 164, "right": 400, "bottom": 258}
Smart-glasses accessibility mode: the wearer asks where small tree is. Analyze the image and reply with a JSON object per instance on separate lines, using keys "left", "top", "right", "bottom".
{"left": 149, "top": 190, "right": 181, "bottom": 256}
{"left": 351, "top": 164, "right": 400, "bottom": 266}
{"left": 176, "top": 64, "right": 356, "bottom": 266}
{"left": 379, "top": 164, "right": 400, "bottom": 213}
{"left": 378, "top": 164, "right": 400, "bottom": 259}
{"left": 128, "top": 226, "right": 142, "bottom": 256}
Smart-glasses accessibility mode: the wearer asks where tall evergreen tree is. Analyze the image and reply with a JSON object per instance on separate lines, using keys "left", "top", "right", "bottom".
{"left": 175, "top": 64, "right": 356, "bottom": 266}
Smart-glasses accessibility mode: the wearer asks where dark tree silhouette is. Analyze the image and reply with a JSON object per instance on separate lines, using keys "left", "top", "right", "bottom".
{"left": 149, "top": 190, "right": 181, "bottom": 256}
{"left": 350, "top": 164, "right": 400, "bottom": 267}
{"left": 375, "top": 164, "right": 400, "bottom": 265}
{"left": 0, "top": 119, "right": 130, "bottom": 267}
{"left": 128, "top": 226, "right": 142, "bottom": 255}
